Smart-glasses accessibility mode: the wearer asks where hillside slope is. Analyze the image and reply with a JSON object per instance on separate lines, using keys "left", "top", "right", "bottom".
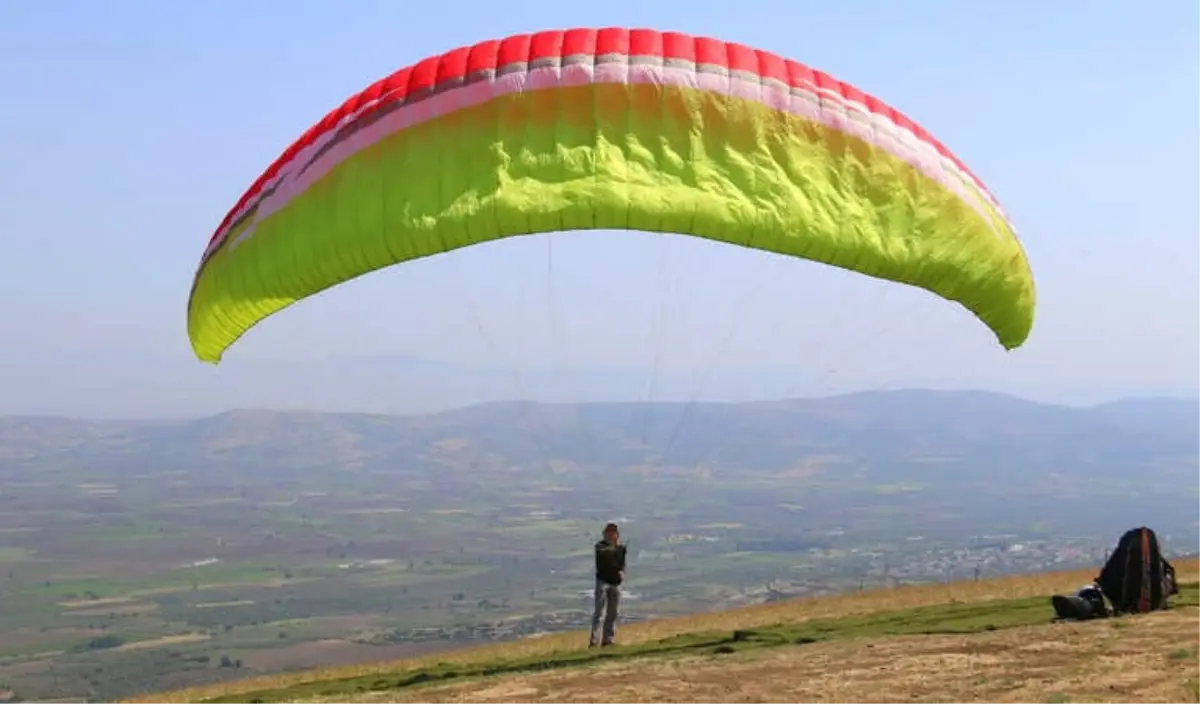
{"left": 367, "top": 610, "right": 1200, "bottom": 703}
{"left": 136, "top": 558, "right": 1200, "bottom": 704}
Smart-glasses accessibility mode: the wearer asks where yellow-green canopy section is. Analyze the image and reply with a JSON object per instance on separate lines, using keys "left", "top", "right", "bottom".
{"left": 188, "top": 28, "right": 1035, "bottom": 364}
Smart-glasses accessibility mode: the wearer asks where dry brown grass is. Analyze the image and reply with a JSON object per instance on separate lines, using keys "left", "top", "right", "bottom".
{"left": 240, "top": 639, "right": 446, "bottom": 672}
{"left": 112, "top": 633, "right": 211, "bottom": 652}
{"left": 361, "top": 608, "right": 1200, "bottom": 704}
{"left": 62, "top": 602, "right": 158, "bottom": 617}
{"left": 131, "top": 558, "right": 1200, "bottom": 704}
{"left": 57, "top": 596, "right": 135, "bottom": 609}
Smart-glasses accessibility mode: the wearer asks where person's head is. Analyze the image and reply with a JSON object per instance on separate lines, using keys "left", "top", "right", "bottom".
{"left": 603, "top": 522, "right": 619, "bottom": 543}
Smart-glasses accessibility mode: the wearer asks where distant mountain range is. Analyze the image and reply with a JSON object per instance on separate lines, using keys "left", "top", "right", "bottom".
{"left": 8, "top": 350, "right": 1195, "bottom": 419}
{"left": 2, "top": 390, "right": 1195, "bottom": 481}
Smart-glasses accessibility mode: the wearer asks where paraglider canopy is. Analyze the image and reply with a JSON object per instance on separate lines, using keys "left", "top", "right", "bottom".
{"left": 187, "top": 27, "right": 1036, "bottom": 364}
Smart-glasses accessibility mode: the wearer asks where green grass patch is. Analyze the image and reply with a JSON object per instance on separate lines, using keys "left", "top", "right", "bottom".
{"left": 0, "top": 546, "right": 33, "bottom": 563}
{"left": 28, "top": 564, "right": 287, "bottom": 600}
{"left": 206, "top": 582, "right": 1198, "bottom": 703}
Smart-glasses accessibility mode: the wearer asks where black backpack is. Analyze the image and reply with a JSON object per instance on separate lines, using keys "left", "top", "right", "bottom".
{"left": 1095, "top": 526, "right": 1176, "bottom": 615}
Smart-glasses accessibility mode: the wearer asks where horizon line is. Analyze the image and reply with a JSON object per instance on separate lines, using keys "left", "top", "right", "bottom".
{"left": 3, "top": 387, "right": 1196, "bottom": 424}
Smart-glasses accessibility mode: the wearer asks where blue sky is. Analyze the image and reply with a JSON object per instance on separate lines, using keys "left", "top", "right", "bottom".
{"left": 1, "top": 0, "right": 1196, "bottom": 417}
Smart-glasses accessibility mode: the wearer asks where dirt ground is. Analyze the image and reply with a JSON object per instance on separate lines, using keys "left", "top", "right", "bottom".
{"left": 348, "top": 609, "right": 1200, "bottom": 704}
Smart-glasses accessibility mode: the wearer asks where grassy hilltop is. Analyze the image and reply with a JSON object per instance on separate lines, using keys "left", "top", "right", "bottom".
{"left": 135, "top": 558, "right": 1200, "bottom": 704}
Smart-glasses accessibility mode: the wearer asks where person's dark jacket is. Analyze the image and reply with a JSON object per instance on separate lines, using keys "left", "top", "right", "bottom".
{"left": 594, "top": 539, "right": 627, "bottom": 586}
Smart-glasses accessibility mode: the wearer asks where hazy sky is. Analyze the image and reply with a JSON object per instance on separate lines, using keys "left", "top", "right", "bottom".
{"left": 1, "top": 1, "right": 1197, "bottom": 418}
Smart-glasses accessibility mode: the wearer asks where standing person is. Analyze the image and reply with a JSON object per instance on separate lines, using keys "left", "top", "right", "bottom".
{"left": 589, "top": 522, "right": 626, "bottom": 648}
